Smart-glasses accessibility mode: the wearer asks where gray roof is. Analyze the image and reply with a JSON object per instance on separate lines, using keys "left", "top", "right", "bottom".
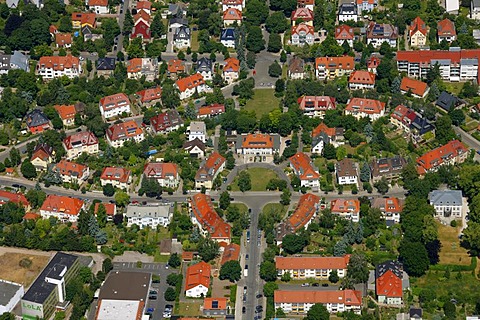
{"left": 26, "top": 109, "right": 49, "bottom": 128}
{"left": 23, "top": 252, "right": 78, "bottom": 304}
{"left": 170, "top": 17, "right": 188, "bottom": 27}
{"left": 376, "top": 260, "right": 403, "bottom": 279}
{"left": 339, "top": 3, "right": 357, "bottom": 14}
{"left": 125, "top": 203, "right": 172, "bottom": 219}
{"left": 11, "top": 51, "right": 29, "bottom": 71}
{"left": 221, "top": 28, "right": 235, "bottom": 41}
{"left": 428, "top": 189, "right": 463, "bottom": 206}
{"left": 6, "top": 0, "right": 20, "bottom": 8}
{"left": 184, "top": 138, "right": 206, "bottom": 152}
{"left": 0, "top": 280, "right": 23, "bottom": 307}
{"left": 473, "top": 0, "right": 480, "bottom": 9}
{"left": 189, "top": 121, "right": 206, "bottom": 133}
{"left": 174, "top": 25, "right": 191, "bottom": 40}
{"left": 436, "top": 91, "right": 458, "bottom": 111}
{"left": 197, "top": 57, "right": 213, "bottom": 72}
{"left": 97, "top": 57, "right": 116, "bottom": 71}
{"left": 98, "top": 271, "right": 151, "bottom": 300}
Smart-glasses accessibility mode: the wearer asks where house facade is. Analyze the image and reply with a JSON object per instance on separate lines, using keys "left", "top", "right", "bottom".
{"left": 185, "top": 261, "right": 211, "bottom": 298}
{"left": 335, "top": 24, "right": 354, "bottom": 47}
{"left": 366, "top": 22, "right": 398, "bottom": 48}
{"left": 143, "top": 162, "right": 180, "bottom": 189}
{"left": 409, "top": 17, "right": 428, "bottom": 47}
{"left": 175, "top": 73, "right": 210, "bottom": 100}
{"left": 345, "top": 98, "right": 385, "bottom": 121}
{"left": 348, "top": 70, "right": 376, "bottom": 90}
{"left": 437, "top": 18, "right": 456, "bottom": 43}
{"left": 63, "top": 131, "right": 99, "bottom": 159}
{"left": 31, "top": 144, "right": 54, "bottom": 172}
{"left": 187, "top": 121, "right": 207, "bottom": 143}
{"left": 376, "top": 261, "right": 404, "bottom": 305}
{"left": 99, "top": 93, "right": 131, "bottom": 119}
{"left": 150, "top": 110, "right": 184, "bottom": 134}
{"left": 335, "top": 158, "right": 358, "bottom": 186}
{"left": 36, "top": 56, "right": 81, "bottom": 79}
{"left": 338, "top": 3, "right": 358, "bottom": 22}
{"left": 100, "top": 167, "right": 132, "bottom": 190}
{"left": 311, "top": 123, "right": 344, "bottom": 154}
{"left": 315, "top": 56, "right": 354, "bottom": 80}
{"left": 291, "top": 23, "right": 315, "bottom": 46}
{"left": 330, "top": 198, "right": 360, "bottom": 222}
{"left": 298, "top": 96, "right": 336, "bottom": 118}
{"left": 53, "top": 160, "right": 89, "bottom": 184}
{"left": 235, "top": 133, "right": 281, "bottom": 163}
{"left": 371, "top": 197, "right": 403, "bottom": 225}
{"left": 276, "top": 255, "right": 350, "bottom": 280}
{"left": 416, "top": 140, "right": 468, "bottom": 174}
{"left": 223, "top": 57, "right": 240, "bottom": 83}
{"left": 195, "top": 152, "right": 226, "bottom": 190}
{"left": 288, "top": 57, "right": 305, "bottom": 79}
{"left": 289, "top": 152, "right": 320, "bottom": 189}
{"left": 39, "top": 195, "right": 84, "bottom": 223}
{"left": 196, "top": 58, "right": 213, "bottom": 81}
{"left": 125, "top": 203, "right": 173, "bottom": 229}
{"left": 106, "top": 120, "right": 145, "bottom": 148}
{"left": 25, "top": 109, "right": 50, "bottom": 134}
{"left": 428, "top": 189, "right": 464, "bottom": 222}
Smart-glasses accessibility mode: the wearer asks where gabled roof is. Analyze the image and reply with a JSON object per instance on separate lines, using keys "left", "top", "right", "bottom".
{"left": 184, "top": 138, "right": 206, "bottom": 153}
{"left": 437, "top": 18, "right": 456, "bottom": 37}
{"left": 298, "top": 96, "right": 336, "bottom": 112}
{"left": 220, "top": 28, "right": 235, "bottom": 41}
{"left": 223, "top": 8, "right": 242, "bottom": 20}
{"left": 348, "top": 70, "right": 375, "bottom": 85}
{"left": 150, "top": 110, "right": 183, "bottom": 133}
{"left": 176, "top": 73, "right": 205, "bottom": 92}
{"left": 221, "top": 243, "right": 240, "bottom": 265}
{"left": 291, "top": 23, "right": 314, "bottom": 36}
{"left": 197, "top": 57, "right": 213, "bottom": 72}
{"left": 435, "top": 91, "right": 458, "bottom": 111}
{"left": 71, "top": 12, "right": 96, "bottom": 26}
{"left": 203, "top": 298, "right": 227, "bottom": 310}
{"left": 38, "top": 56, "right": 80, "bottom": 71}
{"left": 409, "top": 17, "right": 427, "bottom": 37}
{"left": 346, "top": 98, "right": 385, "bottom": 114}
{"left": 190, "top": 193, "right": 230, "bottom": 240}
{"left": 289, "top": 57, "right": 304, "bottom": 74}
{"left": 286, "top": 193, "right": 320, "bottom": 231}
{"left": 331, "top": 198, "right": 360, "bottom": 213}
{"left": 26, "top": 109, "right": 49, "bottom": 128}
{"left": 89, "top": 0, "right": 107, "bottom": 6}
{"left": 185, "top": 261, "right": 211, "bottom": 291}
{"left": 376, "top": 269, "right": 402, "bottom": 298}
{"left": 40, "top": 195, "right": 84, "bottom": 216}
{"left": 367, "top": 56, "right": 381, "bottom": 69}
{"left": 274, "top": 290, "right": 362, "bottom": 305}
{"left": 0, "top": 190, "right": 29, "bottom": 207}
{"left": 366, "top": 22, "right": 398, "bottom": 40}
{"left": 312, "top": 123, "right": 337, "bottom": 138}
{"left": 136, "top": 87, "right": 162, "bottom": 103}
{"left": 223, "top": 57, "right": 240, "bottom": 72}
{"left": 94, "top": 202, "right": 116, "bottom": 216}
{"left": 289, "top": 152, "right": 320, "bottom": 181}
{"left": 131, "top": 20, "right": 151, "bottom": 39}
{"left": 416, "top": 140, "right": 467, "bottom": 172}
{"left": 31, "top": 143, "right": 53, "bottom": 161}
{"left": 100, "top": 167, "right": 131, "bottom": 183}
{"left": 143, "top": 162, "right": 178, "bottom": 179}
{"left": 335, "top": 24, "right": 354, "bottom": 40}
{"left": 106, "top": 120, "right": 143, "bottom": 141}
{"left": 315, "top": 56, "right": 354, "bottom": 70}
{"left": 168, "top": 59, "right": 185, "bottom": 73}
{"left": 63, "top": 131, "right": 98, "bottom": 150}
{"left": 136, "top": 0, "right": 151, "bottom": 11}
{"left": 54, "top": 160, "right": 88, "bottom": 177}
{"left": 55, "top": 33, "right": 72, "bottom": 46}
{"left": 99, "top": 93, "right": 131, "bottom": 112}
{"left": 276, "top": 255, "right": 350, "bottom": 270}
{"left": 400, "top": 77, "right": 428, "bottom": 97}
{"left": 195, "top": 152, "right": 226, "bottom": 181}
{"left": 97, "top": 57, "right": 116, "bottom": 70}
{"left": 336, "top": 158, "right": 358, "bottom": 178}
{"left": 370, "top": 156, "right": 406, "bottom": 178}
{"left": 134, "top": 10, "right": 151, "bottom": 25}
{"left": 371, "top": 197, "right": 403, "bottom": 214}
{"left": 291, "top": 7, "right": 314, "bottom": 21}
{"left": 239, "top": 133, "right": 278, "bottom": 149}
{"left": 54, "top": 104, "right": 76, "bottom": 121}
{"left": 198, "top": 104, "right": 225, "bottom": 117}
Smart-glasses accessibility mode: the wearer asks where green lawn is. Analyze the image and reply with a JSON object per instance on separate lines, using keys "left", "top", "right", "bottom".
{"left": 190, "top": 30, "right": 199, "bottom": 51}
{"left": 262, "top": 203, "right": 287, "bottom": 217}
{"left": 229, "top": 203, "right": 248, "bottom": 213}
{"left": 244, "top": 89, "right": 280, "bottom": 119}
{"left": 444, "top": 82, "right": 464, "bottom": 96}
{"left": 230, "top": 167, "right": 280, "bottom": 191}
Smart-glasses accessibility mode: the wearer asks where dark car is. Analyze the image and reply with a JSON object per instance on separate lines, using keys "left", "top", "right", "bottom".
{"left": 312, "top": 283, "right": 319, "bottom": 287}
{"left": 148, "top": 295, "right": 157, "bottom": 300}
{"left": 256, "top": 293, "right": 263, "bottom": 299}
{"left": 322, "top": 283, "right": 329, "bottom": 287}
{"left": 242, "top": 306, "right": 246, "bottom": 314}
{"left": 149, "top": 290, "right": 158, "bottom": 295}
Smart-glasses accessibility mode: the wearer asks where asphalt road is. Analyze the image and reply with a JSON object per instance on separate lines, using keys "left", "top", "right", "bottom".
{"left": 454, "top": 126, "right": 480, "bottom": 151}
{"left": 116, "top": 0, "right": 131, "bottom": 55}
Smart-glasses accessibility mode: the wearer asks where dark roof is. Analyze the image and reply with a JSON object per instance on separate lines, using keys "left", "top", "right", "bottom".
{"left": 98, "top": 271, "right": 151, "bottom": 301}
{"left": 221, "top": 28, "right": 235, "bottom": 41}
{"left": 409, "top": 307, "right": 423, "bottom": 318}
{"left": 23, "top": 252, "right": 78, "bottom": 304}
{"left": 25, "top": 109, "right": 49, "bottom": 128}
{"left": 411, "top": 116, "right": 434, "bottom": 135}
{"left": 170, "top": 17, "right": 188, "bottom": 26}
{"left": 184, "top": 138, "right": 206, "bottom": 152}
{"left": 375, "top": 260, "right": 403, "bottom": 279}
{"left": 81, "top": 25, "right": 92, "bottom": 35}
{"left": 435, "top": 91, "right": 458, "bottom": 111}
{"left": 0, "top": 280, "right": 22, "bottom": 306}
{"left": 197, "top": 57, "right": 213, "bottom": 72}
{"left": 97, "top": 57, "right": 116, "bottom": 70}
{"left": 174, "top": 25, "right": 190, "bottom": 40}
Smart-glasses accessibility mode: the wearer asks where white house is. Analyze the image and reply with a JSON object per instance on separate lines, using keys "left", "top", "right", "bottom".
{"left": 100, "top": 167, "right": 132, "bottom": 190}
{"left": 53, "top": 160, "right": 89, "bottom": 184}
{"left": 36, "top": 56, "right": 81, "bottom": 79}
{"left": 345, "top": 98, "right": 385, "bottom": 121}
{"left": 187, "top": 121, "right": 207, "bottom": 143}
{"left": 276, "top": 255, "right": 350, "bottom": 280}
{"left": 185, "top": 262, "right": 211, "bottom": 298}
{"left": 106, "top": 120, "right": 145, "bottom": 148}
{"left": 428, "top": 189, "right": 464, "bottom": 222}
{"left": 99, "top": 93, "right": 131, "bottom": 119}
{"left": 63, "top": 131, "right": 99, "bottom": 160}
{"left": 175, "top": 73, "right": 211, "bottom": 100}
{"left": 335, "top": 158, "right": 358, "bottom": 186}
{"left": 338, "top": 3, "right": 358, "bottom": 22}
{"left": 143, "top": 162, "right": 180, "bottom": 189}
{"left": 39, "top": 195, "right": 84, "bottom": 223}
{"left": 87, "top": 0, "right": 108, "bottom": 14}
{"left": 125, "top": 203, "right": 173, "bottom": 229}
{"left": 289, "top": 152, "right": 320, "bottom": 189}
{"left": 330, "top": 199, "right": 361, "bottom": 222}
{"left": 235, "top": 133, "right": 281, "bottom": 163}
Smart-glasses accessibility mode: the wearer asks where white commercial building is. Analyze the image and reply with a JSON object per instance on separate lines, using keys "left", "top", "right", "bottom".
{"left": 125, "top": 203, "right": 173, "bottom": 229}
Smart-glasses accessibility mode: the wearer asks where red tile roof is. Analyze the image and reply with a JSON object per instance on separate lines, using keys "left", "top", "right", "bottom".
{"left": 0, "top": 190, "right": 29, "bottom": 207}
{"left": 94, "top": 202, "right": 116, "bottom": 216}
{"left": 274, "top": 290, "right": 362, "bottom": 305}
{"left": 136, "top": 0, "right": 151, "bottom": 10}
{"left": 23, "top": 212, "right": 41, "bottom": 220}
{"left": 291, "top": 23, "right": 314, "bottom": 36}
{"left": 371, "top": 197, "right": 403, "bottom": 214}
{"left": 289, "top": 152, "right": 320, "bottom": 181}
{"left": 409, "top": 16, "right": 427, "bottom": 37}
{"left": 99, "top": 93, "right": 130, "bottom": 112}
{"left": 49, "top": 25, "right": 58, "bottom": 34}
{"left": 297, "top": 0, "right": 314, "bottom": 6}
{"left": 376, "top": 269, "right": 402, "bottom": 298}
{"left": 63, "top": 131, "right": 98, "bottom": 150}
{"left": 223, "top": 57, "right": 240, "bottom": 73}
{"left": 100, "top": 167, "right": 131, "bottom": 183}
{"left": 291, "top": 7, "right": 314, "bottom": 21}
{"left": 168, "top": 59, "right": 185, "bottom": 73}
{"left": 312, "top": 123, "right": 336, "bottom": 138}
{"left": 346, "top": 98, "right": 385, "bottom": 115}
{"left": 182, "top": 251, "right": 194, "bottom": 261}
{"left": 136, "top": 87, "right": 162, "bottom": 103}
{"left": 143, "top": 162, "right": 178, "bottom": 179}
{"left": 54, "top": 104, "right": 76, "bottom": 121}
{"left": 335, "top": 24, "right": 354, "bottom": 41}
{"left": 127, "top": 58, "right": 143, "bottom": 73}
{"left": 185, "top": 261, "right": 211, "bottom": 291}
{"left": 221, "top": 243, "right": 240, "bottom": 265}
{"left": 198, "top": 104, "right": 225, "bottom": 117}
{"left": 38, "top": 56, "right": 80, "bottom": 71}
{"left": 176, "top": 74, "right": 205, "bottom": 92}
{"left": 89, "top": 0, "right": 107, "bottom": 6}
{"left": 416, "top": 140, "right": 468, "bottom": 172}
{"left": 196, "top": 152, "right": 226, "bottom": 181}
{"left": 71, "top": 13, "right": 96, "bottom": 27}
{"left": 204, "top": 298, "right": 227, "bottom": 310}
{"left": 150, "top": 110, "right": 183, "bottom": 133}
{"left": 315, "top": 56, "right": 354, "bottom": 71}
{"left": 240, "top": 133, "right": 275, "bottom": 149}
{"left": 276, "top": 255, "right": 350, "bottom": 270}
{"left": 134, "top": 10, "right": 151, "bottom": 25}
{"left": 367, "top": 56, "right": 381, "bottom": 70}
{"left": 31, "top": 145, "right": 52, "bottom": 162}
{"left": 400, "top": 77, "right": 428, "bottom": 97}
{"left": 131, "top": 20, "right": 151, "bottom": 39}
{"left": 437, "top": 18, "right": 456, "bottom": 37}
{"left": 55, "top": 33, "right": 72, "bottom": 46}
{"left": 106, "top": 120, "right": 143, "bottom": 142}
{"left": 298, "top": 96, "right": 336, "bottom": 112}
{"left": 287, "top": 193, "right": 320, "bottom": 231}
{"left": 223, "top": 8, "right": 242, "bottom": 20}
{"left": 54, "top": 160, "right": 88, "bottom": 177}
{"left": 190, "top": 193, "right": 231, "bottom": 240}
{"left": 349, "top": 70, "right": 375, "bottom": 85}
{"left": 40, "top": 195, "right": 84, "bottom": 216}
{"left": 330, "top": 199, "right": 360, "bottom": 214}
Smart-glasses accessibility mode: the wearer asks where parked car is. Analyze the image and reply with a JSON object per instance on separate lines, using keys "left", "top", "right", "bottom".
{"left": 301, "top": 283, "right": 310, "bottom": 287}
{"left": 148, "top": 295, "right": 157, "bottom": 300}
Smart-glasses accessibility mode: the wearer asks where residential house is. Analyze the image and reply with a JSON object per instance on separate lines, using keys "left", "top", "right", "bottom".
{"left": 143, "top": 162, "right": 180, "bottom": 189}
{"left": 54, "top": 105, "right": 76, "bottom": 127}
{"left": 195, "top": 152, "right": 226, "bottom": 190}
{"left": 345, "top": 98, "right": 385, "bottom": 120}
{"left": 136, "top": 0, "right": 152, "bottom": 14}
{"left": 40, "top": 195, "right": 84, "bottom": 223}
{"left": 221, "top": 243, "right": 240, "bottom": 265}
{"left": 315, "top": 56, "right": 354, "bottom": 80}
{"left": 287, "top": 193, "right": 320, "bottom": 231}
{"left": 94, "top": 202, "right": 117, "bottom": 221}
{"left": 367, "top": 55, "right": 381, "bottom": 74}
{"left": 174, "top": 25, "right": 191, "bottom": 48}
{"left": 275, "top": 290, "right": 362, "bottom": 315}
{"left": 169, "top": 17, "right": 189, "bottom": 30}
{"left": 235, "top": 133, "right": 280, "bottom": 163}
{"left": 371, "top": 197, "right": 403, "bottom": 225}
{"left": 366, "top": 22, "right": 398, "bottom": 48}
{"left": 125, "top": 203, "right": 173, "bottom": 229}
{"left": 189, "top": 193, "right": 231, "bottom": 242}
{"left": 335, "top": 158, "right": 358, "bottom": 186}
{"left": 106, "top": 120, "right": 145, "bottom": 148}
{"left": 187, "top": 121, "right": 207, "bottom": 143}
{"left": 311, "top": 123, "right": 344, "bottom": 154}
{"left": 127, "top": 58, "right": 158, "bottom": 82}
{"left": 53, "top": 160, "right": 89, "bottom": 184}
{"left": 348, "top": 70, "right": 376, "bottom": 90}
{"left": 390, "top": 105, "right": 434, "bottom": 136}
{"left": 376, "top": 261, "right": 404, "bottom": 305}
{"left": 87, "top": 0, "right": 108, "bottom": 14}
{"left": 223, "top": 57, "right": 240, "bottom": 83}
{"left": 0, "top": 51, "right": 29, "bottom": 74}
{"left": 96, "top": 57, "right": 116, "bottom": 77}
{"left": 330, "top": 198, "right": 360, "bottom": 222}
{"left": 435, "top": 91, "right": 459, "bottom": 112}
{"left": 474, "top": 29, "right": 480, "bottom": 44}
{"left": 416, "top": 140, "right": 468, "bottom": 174}
{"left": 291, "top": 23, "right": 315, "bottom": 46}
{"left": 288, "top": 57, "right": 305, "bottom": 79}
{"left": 100, "top": 167, "right": 132, "bottom": 190}
{"left": 36, "top": 56, "right": 81, "bottom": 79}
{"left": 196, "top": 58, "right": 213, "bottom": 81}
{"left": 175, "top": 73, "right": 210, "bottom": 100}
{"left": 203, "top": 298, "right": 228, "bottom": 317}
{"left": 150, "top": 110, "right": 184, "bottom": 134}
{"left": 400, "top": 77, "right": 429, "bottom": 98}
{"left": 99, "top": 93, "right": 131, "bottom": 119}
{"left": 25, "top": 109, "right": 50, "bottom": 134}
{"left": 428, "top": 189, "right": 464, "bottom": 222}
{"left": 183, "top": 138, "right": 206, "bottom": 158}
{"left": 291, "top": 8, "right": 314, "bottom": 26}
{"left": 220, "top": 28, "right": 236, "bottom": 48}
{"left": 441, "top": 0, "right": 459, "bottom": 12}
{"left": 297, "top": 0, "right": 314, "bottom": 10}
{"left": 131, "top": 21, "right": 151, "bottom": 41}
{"left": 370, "top": 156, "right": 406, "bottom": 182}
{"left": 0, "top": 190, "right": 29, "bottom": 209}
{"left": 198, "top": 104, "right": 225, "bottom": 118}
{"left": 167, "top": 59, "right": 185, "bottom": 79}
{"left": 71, "top": 13, "right": 96, "bottom": 28}
{"left": 289, "top": 152, "right": 320, "bottom": 189}
{"left": 223, "top": 8, "right": 242, "bottom": 26}
{"left": 356, "top": 0, "right": 377, "bottom": 12}
{"left": 31, "top": 144, "right": 53, "bottom": 172}
{"left": 136, "top": 87, "right": 162, "bottom": 106}
{"left": 276, "top": 255, "right": 350, "bottom": 280}
{"left": 335, "top": 24, "right": 354, "bottom": 47}
{"left": 437, "top": 18, "right": 456, "bottom": 43}
{"left": 166, "top": 3, "right": 186, "bottom": 16}
{"left": 134, "top": 11, "right": 151, "bottom": 27}
{"left": 185, "top": 261, "right": 211, "bottom": 297}
{"left": 409, "top": 17, "right": 428, "bottom": 47}
{"left": 222, "top": 0, "right": 244, "bottom": 11}
{"left": 63, "top": 131, "right": 99, "bottom": 159}
{"left": 298, "top": 96, "right": 336, "bottom": 118}
{"left": 472, "top": 0, "right": 480, "bottom": 19}
{"left": 82, "top": 25, "right": 102, "bottom": 41}
{"left": 396, "top": 49, "right": 480, "bottom": 83}
{"left": 55, "top": 33, "right": 72, "bottom": 48}
{"left": 338, "top": 3, "right": 358, "bottom": 22}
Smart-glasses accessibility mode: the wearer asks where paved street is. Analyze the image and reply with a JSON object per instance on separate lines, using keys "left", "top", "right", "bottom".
{"left": 454, "top": 126, "right": 480, "bottom": 151}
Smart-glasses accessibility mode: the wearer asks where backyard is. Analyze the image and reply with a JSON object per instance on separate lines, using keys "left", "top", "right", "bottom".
{"left": 0, "top": 252, "right": 50, "bottom": 287}
{"left": 437, "top": 222, "right": 470, "bottom": 265}
{"left": 230, "top": 167, "right": 280, "bottom": 191}
{"left": 243, "top": 89, "right": 280, "bottom": 119}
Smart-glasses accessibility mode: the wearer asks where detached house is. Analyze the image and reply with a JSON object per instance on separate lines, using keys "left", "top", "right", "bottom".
{"left": 223, "top": 8, "right": 242, "bottom": 26}
{"left": 100, "top": 167, "right": 132, "bottom": 190}
{"left": 127, "top": 58, "right": 158, "bottom": 82}
{"left": 136, "top": 0, "right": 152, "bottom": 14}
{"left": 53, "top": 160, "right": 89, "bottom": 184}
{"left": 223, "top": 57, "right": 240, "bottom": 83}
{"left": 367, "top": 55, "right": 381, "bottom": 74}
{"left": 376, "top": 261, "right": 405, "bottom": 305}
{"left": 106, "top": 120, "right": 145, "bottom": 148}
{"left": 221, "top": 28, "right": 236, "bottom": 48}
{"left": 40, "top": 195, "right": 84, "bottom": 223}
{"left": 174, "top": 25, "right": 191, "bottom": 48}
{"left": 195, "top": 152, "right": 226, "bottom": 190}
{"left": 348, "top": 70, "right": 376, "bottom": 90}
{"left": 345, "top": 98, "right": 385, "bottom": 121}
{"left": 288, "top": 57, "right": 305, "bottom": 80}
{"left": 400, "top": 77, "right": 429, "bottom": 98}
{"left": 36, "top": 56, "right": 81, "bottom": 79}
{"left": 87, "top": 0, "right": 108, "bottom": 14}
{"left": 236, "top": 133, "right": 280, "bottom": 163}
{"left": 150, "top": 110, "right": 184, "bottom": 134}
{"left": 289, "top": 152, "right": 320, "bottom": 189}
{"left": 99, "top": 93, "right": 131, "bottom": 119}
{"left": 437, "top": 18, "right": 456, "bottom": 43}
{"left": 190, "top": 193, "right": 231, "bottom": 243}
{"left": 0, "top": 51, "right": 29, "bottom": 74}
{"left": 371, "top": 197, "right": 403, "bottom": 225}
{"left": 185, "top": 261, "right": 211, "bottom": 298}
{"left": 176, "top": 73, "right": 210, "bottom": 100}
{"left": 71, "top": 12, "right": 96, "bottom": 29}
{"left": 297, "top": 0, "right": 314, "bottom": 10}
{"left": 291, "top": 8, "right": 314, "bottom": 26}
{"left": 428, "top": 189, "right": 464, "bottom": 222}
{"left": 25, "top": 109, "right": 50, "bottom": 134}
{"left": 198, "top": 104, "right": 225, "bottom": 118}
{"left": 298, "top": 96, "right": 336, "bottom": 118}
{"left": 472, "top": 0, "right": 480, "bottom": 20}
{"left": 131, "top": 21, "right": 151, "bottom": 41}
{"left": 222, "top": 0, "right": 244, "bottom": 11}
{"left": 409, "top": 17, "right": 428, "bottom": 47}
{"left": 167, "top": 59, "right": 185, "bottom": 79}
{"left": 136, "top": 87, "right": 162, "bottom": 106}
{"left": 143, "top": 162, "right": 180, "bottom": 189}
{"left": 96, "top": 57, "right": 116, "bottom": 77}
{"left": 356, "top": 0, "right": 377, "bottom": 12}
{"left": 335, "top": 158, "right": 358, "bottom": 186}
{"left": 416, "top": 140, "right": 468, "bottom": 174}
{"left": 366, "top": 22, "right": 398, "bottom": 48}
{"left": 183, "top": 139, "right": 206, "bottom": 159}
{"left": 54, "top": 105, "right": 76, "bottom": 127}
{"left": 276, "top": 255, "right": 350, "bottom": 280}
{"left": 31, "top": 144, "right": 54, "bottom": 172}
{"left": 330, "top": 198, "right": 360, "bottom": 222}
{"left": 315, "top": 56, "right": 354, "bottom": 80}
{"left": 335, "top": 24, "right": 354, "bottom": 47}
{"left": 338, "top": 3, "right": 358, "bottom": 22}
{"left": 63, "top": 131, "right": 99, "bottom": 159}
{"left": 55, "top": 33, "right": 72, "bottom": 48}
{"left": 291, "top": 23, "right": 315, "bottom": 46}
{"left": 187, "top": 121, "right": 207, "bottom": 143}
{"left": 196, "top": 58, "right": 213, "bottom": 81}
{"left": 311, "top": 123, "right": 344, "bottom": 154}
{"left": 370, "top": 156, "right": 406, "bottom": 182}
